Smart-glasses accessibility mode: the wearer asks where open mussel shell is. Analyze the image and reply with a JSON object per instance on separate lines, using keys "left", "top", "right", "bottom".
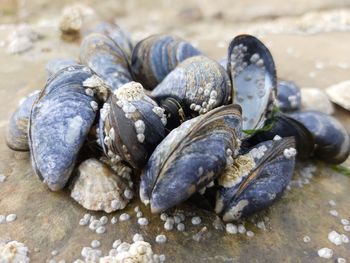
{"left": 216, "top": 137, "right": 296, "bottom": 221}
{"left": 6, "top": 91, "right": 39, "bottom": 151}
{"left": 29, "top": 65, "right": 99, "bottom": 191}
{"left": 98, "top": 82, "right": 167, "bottom": 170}
{"left": 79, "top": 32, "right": 132, "bottom": 91}
{"left": 131, "top": 34, "right": 202, "bottom": 90}
{"left": 151, "top": 55, "right": 232, "bottom": 122}
{"left": 70, "top": 158, "right": 133, "bottom": 213}
{"left": 243, "top": 113, "right": 314, "bottom": 159}
{"left": 140, "top": 104, "right": 242, "bottom": 213}
{"left": 276, "top": 80, "right": 301, "bottom": 112}
{"left": 288, "top": 111, "right": 350, "bottom": 164}
{"left": 227, "top": 34, "right": 277, "bottom": 131}
{"left": 91, "top": 22, "right": 134, "bottom": 60}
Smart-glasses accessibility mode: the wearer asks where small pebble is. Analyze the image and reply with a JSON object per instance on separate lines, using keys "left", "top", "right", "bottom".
{"left": 0, "top": 174, "right": 6, "bottom": 182}
{"left": 246, "top": 231, "right": 254, "bottom": 237}
{"left": 6, "top": 214, "right": 17, "bottom": 222}
{"left": 91, "top": 240, "right": 100, "bottom": 248}
{"left": 341, "top": 219, "right": 349, "bottom": 225}
{"left": 119, "top": 213, "right": 130, "bottom": 221}
{"left": 191, "top": 216, "right": 201, "bottom": 225}
{"left": 137, "top": 217, "right": 149, "bottom": 226}
{"left": 317, "top": 247, "right": 333, "bottom": 259}
{"left": 177, "top": 223, "right": 185, "bottom": 232}
{"left": 99, "top": 216, "right": 108, "bottom": 225}
{"left": 133, "top": 233, "right": 144, "bottom": 242}
{"left": 303, "top": 236, "right": 311, "bottom": 243}
{"left": 111, "top": 216, "right": 118, "bottom": 224}
{"left": 337, "top": 258, "right": 347, "bottom": 263}
{"left": 329, "top": 200, "right": 336, "bottom": 206}
{"left": 238, "top": 224, "right": 246, "bottom": 234}
{"left": 225, "top": 223, "right": 237, "bottom": 234}
{"left": 330, "top": 210, "right": 339, "bottom": 217}
{"left": 136, "top": 211, "right": 143, "bottom": 218}
{"left": 155, "top": 234, "right": 167, "bottom": 244}
{"left": 96, "top": 226, "right": 106, "bottom": 234}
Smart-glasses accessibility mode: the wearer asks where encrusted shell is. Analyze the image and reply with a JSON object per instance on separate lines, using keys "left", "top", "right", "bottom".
{"left": 80, "top": 33, "right": 132, "bottom": 91}
{"left": 227, "top": 34, "right": 277, "bottom": 131}
{"left": 70, "top": 158, "right": 133, "bottom": 212}
{"left": 216, "top": 137, "right": 296, "bottom": 221}
{"left": 276, "top": 80, "right": 301, "bottom": 112}
{"left": 29, "top": 65, "right": 98, "bottom": 191}
{"left": 131, "top": 34, "right": 201, "bottom": 89}
{"left": 151, "top": 55, "right": 232, "bottom": 118}
{"left": 99, "top": 82, "right": 166, "bottom": 170}
{"left": 288, "top": 111, "right": 350, "bottom": 164}
{"left": 6, "top": 90, "right": 39, "bottom": 151}
{"left": 140, "top": 104, "right": 242, "bottom": 213}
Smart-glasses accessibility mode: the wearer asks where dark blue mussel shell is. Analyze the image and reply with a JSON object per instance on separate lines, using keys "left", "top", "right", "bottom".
{"left": 46, "top": 58, "right": 79, "bottom": 78}
{"left": 6, "top": 91, "right": 39, "bottom": 151}
{"left": 276, "top": 80, "right": 301, "bottom": 112}
{"left": 288, "top": 111, "right": 350, "bottom": 164}
{"left": 80, "top": 33, "right": 132, "bottom": 91}
{"left": 131, "top": 34, "right": 202, "bottom": 90}
{"left": 140, "top": 104, "right": 242, "bottom": 213}
{"left": 216, "top": 137, "right": 296, "bottom": 221}
{"left": 29, "top": 65, "right": 98, "bottom": 191}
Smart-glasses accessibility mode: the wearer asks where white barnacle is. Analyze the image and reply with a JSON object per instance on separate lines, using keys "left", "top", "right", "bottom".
{"left": 190, "top": 103, "right": 196, "bottom": 110}
{"left": 85, "top": 88, "right": 94, "bottom": 97}
{"left": 210, "top": 90, "right": 217, "bottom": 99}
{"left": 225, "top": 223, "right": 237, "bottom": 234}
{"left": 318, "top": 247, "right": 333, "bottom": 259}
{"left": 96, "top": 226, "right": 106, "bottom": 234}
{"left": 137, "top": 217, "right": 149, "bottom": 226}
{"left": 108, "top": 128, "right": 115, "bottom": 141}
{"left": 177, "top": 223, "right": 185, "bottom": 232}
{"left": 0, "top": 241, "right": 30, "bottom": 263}
{"left": 123, "top": 189, "right": 134, "bottom": 200}
{"left": 99, "top": 216, "right": 108, "bottom": 225}
{"left": 100, "top": 103, "right": 110, "bottom": 121}
{"left": 119, "top": 213, "right": 130, "bottom": 221}
{"left": 250, "top": 53, "right": 260, "bottom": 63}
{"left": 111, "top": 216, "right": 118, "bottom": 224}
{"left": 137, "top": 134, "right": 145, "bottom": 143}
{"left": 134, "top": 120, "right": 145, "bottom": 134}
{"left": 133, "top": 233, "right": 144, "bottom": 242}
{"left": 90, "top": 101, "right": 98, "bottom": 111}
{"left": 91, "top": 240, "right": 101, "bottom": 248}
{"left": 112, "top": 239, "right": 121, "bottom": 249}
{"left": 115, "top": 82, "right": 145, "bottom": 101}
{"left": 6, "top": 214, "right": 17, "bottom": 222}
{"left": 155, "top": 234, "right": 167, "bottom": 244}
{"left": 273, "top": 135, "right": 282, "bottom": 141}
{"left": 191, "top": 216, "right": 201, "bottom": 225}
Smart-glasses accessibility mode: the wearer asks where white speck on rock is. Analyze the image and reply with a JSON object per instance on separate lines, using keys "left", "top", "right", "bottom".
{"left": 238, "top": 224, "right": 246, "bottom": 234}
{"left": 246, "top": 231, "right": 254, "bottom": 237}
{"left": 330, "top": 210, "right": 339, "bottom": 217}
{"left": 317, "top": 247, "right": 333, "bottom": 259}
{"left": 191, "top": 216, "right": 201, "bottom": 225}
{"left": 96, "top": 226, "right": 106, "bottom": 234}
{"left": 328, "top": 231, "right": 343, "bottom": 245}
{"left": 341, "top": 219, "right": 349, "bottom": 225}
{"left": 119, "top": 213, "right": 130, "bottom": 221}
{"left": 303, "top": 236, "right": 311, "bottom": 243}
{"left": 155, "top": 235, "right": 167, "bottom": 244}
{"left": 91, "top": 240, "right": 100, "bottom": 248}
{"left": 132, "top": 233, "right": 144, "bottom": 242}
{"left": 137, "top": 217, "right": 149, "bottom": 226}
{"left": 225, "top": 223, "right": 237, "bottom": 234}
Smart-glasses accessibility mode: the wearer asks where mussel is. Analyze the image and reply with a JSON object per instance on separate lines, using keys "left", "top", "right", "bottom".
{"left": 92, "top": 22, "right": 134, "bottom": 60}
{"left": 216, "top": 137, "right": 296, "bottom": 221}
{"left": 29, "top": 65, "right": 101, "bottom": 191}
{"left": 276, "top": 80, "right": 301, "bottom": 112}
{"left": 227, "top": 34, "right": 277, "bottom": 131}
{"left": 288, "top": 111, "right": 350, "bottom": 164}
{"left": 151, "top": 55, "right": 232, "bottom": 127}
{"left": 98, "top": 82, "right": 167, "bottom": 170}
{"left": 131, "top": 34, "right": 202, "bottom": 90}
{"left": 46, "top": 58, "right": 79, "bottom": 77}
{"left": 6, "top": 91, "right": 39, "bottom": 151}
{"left": 243, "top": 113, "right": 314, "bottom": 159}
{"left": 80, "top": 33, "right": 132, "bottom": 91}
{"left": 140, "top": 104, "right": 242, "bottom": 213}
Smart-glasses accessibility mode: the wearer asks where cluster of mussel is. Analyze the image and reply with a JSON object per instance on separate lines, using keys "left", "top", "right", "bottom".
{"left": 6, "top": 22, "right": 350, "bottom": 222}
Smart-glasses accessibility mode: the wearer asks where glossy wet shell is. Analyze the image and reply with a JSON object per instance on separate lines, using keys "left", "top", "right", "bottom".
{"left": 6, "top": 91, "right": 39, "bottom": 151}
{"left": 131, "top": 34, "right": 202, "bottom": 89}
{"left": 70, "top": 158, "right": 133, "bottom": 213}
{"left": 227, "top": 34, "right": 277, "bottom": 131}
{"left": 216, "top": 137, "right": 296, "bottom": 221}
{"left": 151, "top": 55, "right": 232, "bottom": 117}
{"left": 29, "top": 65, "right": 98, "bottom": 191}
{"left": 92, "top": 22, "right": 134, "bottom": 60}
{"left": 244, "top": 114, "right": 314, "bottom": 159}
{"left": 79, "top": 32, "right": 132, "bottom": 91}
{"left": 99, "top": 82, "right": 167, "bottom": 170}
{"left": 276, "top": 80, "right": 301, "bottom": 112}
{"left": 288, "top": 111, "right": 350, "bottom": 164}
{"left": 140, "top": 104, "right": 242, "bottom": 213}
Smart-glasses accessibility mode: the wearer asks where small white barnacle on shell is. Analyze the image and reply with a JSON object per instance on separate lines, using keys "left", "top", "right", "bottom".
{"left": 114, "top": 81, "right": 145, "bottom": 101}
{"left": 70, "top": 158, "right": 133, "bottom": 213}
{"left": 0, "top": 240, "right": 30, "bottom": 263}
